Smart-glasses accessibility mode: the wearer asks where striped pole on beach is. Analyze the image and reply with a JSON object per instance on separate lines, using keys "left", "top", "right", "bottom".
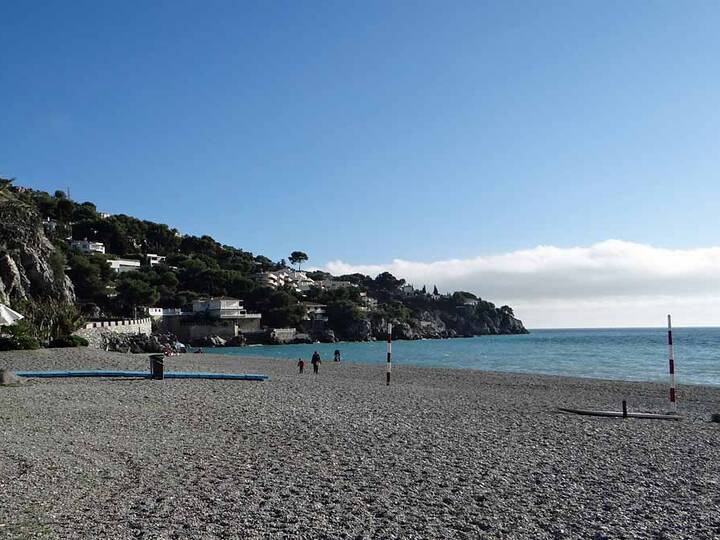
{"left": 386, "top": 323, "right": 392, "bottom": 386}
{"left": 667, "top": 314, "right": 677, "bottom": 413}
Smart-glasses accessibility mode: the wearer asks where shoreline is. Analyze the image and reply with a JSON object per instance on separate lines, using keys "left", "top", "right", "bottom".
{"left": 207, "top": 335, "right": 720, "bottom": 388}
{"left": 7, "top": 343, "right": 720, "bottom": 388}
{"left": 225, "top": 349, "right": 720, "bottom": 390}
{"left": 1, "top": 348, "right": 719, "bottom": 538}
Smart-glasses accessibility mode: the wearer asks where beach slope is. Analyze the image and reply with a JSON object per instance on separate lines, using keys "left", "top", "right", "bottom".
{"left": 1, "top": 349, "right": 718, "bottom": 539}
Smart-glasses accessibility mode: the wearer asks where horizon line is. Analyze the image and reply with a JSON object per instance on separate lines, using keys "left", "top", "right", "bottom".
{"left": 526, "top": 325, "right": 720, "bottom": 330}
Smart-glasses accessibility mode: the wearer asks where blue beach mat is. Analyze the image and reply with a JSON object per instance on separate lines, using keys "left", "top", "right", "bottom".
{"left": 15, "top": 370, "right": 269, "bottom": 381}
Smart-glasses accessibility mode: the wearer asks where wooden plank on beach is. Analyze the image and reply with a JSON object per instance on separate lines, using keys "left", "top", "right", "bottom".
{"left": 557, "top": 407, "right": 683, "bottom": 421}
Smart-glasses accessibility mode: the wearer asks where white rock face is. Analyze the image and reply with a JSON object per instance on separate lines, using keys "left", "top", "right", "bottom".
{"left": 0, "top": 190, "right": 75, "bottom": 306}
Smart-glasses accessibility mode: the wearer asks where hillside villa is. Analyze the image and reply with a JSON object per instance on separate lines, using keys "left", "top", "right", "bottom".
{"left": 256, "top": 268, "right": 316, "bottom": 293}
{"left": 147, "top": 253, "right": 166, "bottom": 266}
{"left": 70, "top": 238, "right": 106, "bottom": 254}
{"left": 108, "top": 258, "right": 142, "bottom": 273}
{"left": 257, "top": 269, "right": 359, "bottom": 294}
{"left": 316, "top": 279, "right": 356, "bottom": 291}
{"left": 155, "top": 297, "right": 262, "bottom": 344}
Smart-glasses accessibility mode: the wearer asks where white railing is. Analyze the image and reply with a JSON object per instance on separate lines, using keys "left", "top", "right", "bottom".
{"left": 214, "top": 311, "right": 262, "bottom": 319}
{"left": 84, "top": 317, "right": 152, "bottom": 329}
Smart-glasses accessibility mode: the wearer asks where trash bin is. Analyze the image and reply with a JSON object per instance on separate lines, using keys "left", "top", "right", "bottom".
{"left": 149, "top": 354, "right": 165, "bottom": 380}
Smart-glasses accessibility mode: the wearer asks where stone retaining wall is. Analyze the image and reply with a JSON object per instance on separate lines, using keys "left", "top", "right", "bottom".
{"left": 74, "top": 318, "right": 152, "bottom": 349}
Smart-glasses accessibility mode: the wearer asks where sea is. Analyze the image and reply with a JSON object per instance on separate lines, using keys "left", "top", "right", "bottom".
{"left": 210, "top": 328, "right": 720, "bottom": 387}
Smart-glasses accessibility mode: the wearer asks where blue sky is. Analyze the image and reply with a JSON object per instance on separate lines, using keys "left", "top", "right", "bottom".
{"left": 2, "top": 1, "right": 720, "bottom": 326}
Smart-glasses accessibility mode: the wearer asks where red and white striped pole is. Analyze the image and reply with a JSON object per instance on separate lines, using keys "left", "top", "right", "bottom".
{"left": 386, "top": 323, "right": 392, "bottom": 386}
{"left": 667, "top": 314, "right": 677, "bottom": 413}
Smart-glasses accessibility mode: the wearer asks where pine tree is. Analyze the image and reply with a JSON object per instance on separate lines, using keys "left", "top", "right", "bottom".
{"left": 433, "top": 285, "right": 439, "bottom": 295}
{"left": 289, "top": 251, "right": 308, "bottom": 271}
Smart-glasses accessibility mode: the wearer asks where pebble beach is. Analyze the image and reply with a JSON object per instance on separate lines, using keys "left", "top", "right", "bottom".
{"left": 1, "top": 348, "right": 719, "bottom": 539}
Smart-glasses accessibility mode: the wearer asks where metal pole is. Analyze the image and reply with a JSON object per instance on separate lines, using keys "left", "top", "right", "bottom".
{"left": 386, "top": 323, "right": 392, "bottom": 386}
{"left": 622, "top": 400, "right": 627, "bottom": 419}
{"left": 667, "top": 314, "right": 677, "bottom": 413}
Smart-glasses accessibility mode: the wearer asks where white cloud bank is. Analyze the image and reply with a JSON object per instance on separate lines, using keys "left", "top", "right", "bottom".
{"left": 321, "top": 240, "right": 720, "bottom": 328}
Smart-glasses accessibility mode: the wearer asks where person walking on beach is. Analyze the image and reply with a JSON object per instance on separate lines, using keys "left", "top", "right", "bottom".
{"left": 297, "top": 358, "right": 305, "bottom": 374}
{"left": 333, "top": 349, "right": 341, "bottom": 363}
{"left": 311, "top": 351, "right": 321, "bottom": 374}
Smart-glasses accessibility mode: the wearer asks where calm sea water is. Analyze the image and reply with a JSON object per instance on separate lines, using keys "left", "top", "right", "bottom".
{"left": 210, "top": 328, "right": 720, "bottom": 386}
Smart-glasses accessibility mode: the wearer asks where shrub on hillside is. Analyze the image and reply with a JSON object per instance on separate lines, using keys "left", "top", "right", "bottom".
{"left": 0, "top": 320, "right": 41, "bottom": 350}
{"left": 49, "top": 335, "right": 89, "bottom": 348}
{"left": 0, "top": 335, "right": 41, "bottom": 351}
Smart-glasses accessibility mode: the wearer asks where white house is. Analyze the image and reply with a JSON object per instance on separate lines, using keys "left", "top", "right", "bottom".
{"left": 148, "top": 307, "right": 184, "bottom": 319}
{"left": 317, "top": 279, "right": 356, "bottom": 291}
{"left": 70, "top": 239, "right": 106, "bottom": 254}
{"left": 108, "top": 258, "right": 141, "bottom": 273}
{"left": 359, "top": 292, "right": 379, "bottom": 311}
{"left": 146, "top": 253, "right": 166, "bottom": 267}
{"left": 301, "top": 302, "right": 328, "bottom": 321}
{"left": 192, "top": 297, "right": 261, "bottom": 320}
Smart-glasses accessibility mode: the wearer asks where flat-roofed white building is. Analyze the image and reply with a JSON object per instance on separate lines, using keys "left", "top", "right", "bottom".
{"left": 192, "top": 297, "right": 261, "bottom": 320}
{"left": 317, "top": 279, "right": 356, "bottom": 291}
{"left": 109, "top": 258, "right": 141, "bottom": 273}
{"left": 147, "top": 253, "right": 166, "bottom": 266}
{"left": 157, "top": 297, "right": 262, "bottom": 342}
{"left": 70, "top": 239, "right": 106, "bottom": 254}
{"left": 359, "top": 292, "right": 379, "bottom": 311}
{"left": 301, "top": 302, "right": 327, "bottom": 319}
{"left": 148, "top": 307, "right": 184, "bottom": 318}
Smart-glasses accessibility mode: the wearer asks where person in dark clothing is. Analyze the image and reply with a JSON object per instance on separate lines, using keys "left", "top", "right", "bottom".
{"left": 297, "top": 358, "right": 305, "bottom": 374}
{"left": 311, "top": 351, "right": 321, "bottom": 374}
{"left": 333, "top": 349, "right": 341, "bottom": 362}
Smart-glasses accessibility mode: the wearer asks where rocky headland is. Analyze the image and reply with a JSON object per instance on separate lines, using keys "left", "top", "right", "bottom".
{"left": 0, "top": 180, "right": 527, "bottom": 350}
{"left": 344, "top": 308, "right": 527, "bottom": 342}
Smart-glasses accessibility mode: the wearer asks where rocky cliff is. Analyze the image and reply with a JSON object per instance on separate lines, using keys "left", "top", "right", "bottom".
{"left": 337, "top": 307, "right": 527, "bottom": 341}
{"left": 0, "top": 188, "right": 75, "bottom": 307}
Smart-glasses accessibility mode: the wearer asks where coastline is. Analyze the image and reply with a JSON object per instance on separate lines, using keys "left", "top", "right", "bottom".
{"left": 1, "top": 348, "right": 719, "bottom": 538}
{"left": 202, "top": 327, "right": 720, "bottom": 387}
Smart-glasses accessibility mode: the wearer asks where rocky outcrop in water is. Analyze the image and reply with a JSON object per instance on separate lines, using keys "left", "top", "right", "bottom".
{"left": 351, "top": 308, "right": 527, "bottom": 342}
{"left": 224, "top": 335, "right": 247, "bottom": 347}
{"left": 189, "top": 335, "right": 227, "bottom": 348}
{"left": 343, "top": 318, "right": 373, "bottom": 341}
